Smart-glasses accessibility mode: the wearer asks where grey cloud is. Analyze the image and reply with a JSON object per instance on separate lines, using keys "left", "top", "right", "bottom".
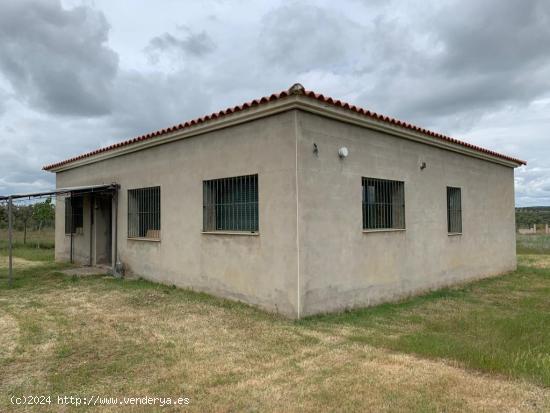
{"left": 363, "top": 66, "right": 550, "bottom": 131}
{"left": 516, "top": 164, "right": 550, "bottom": 206}
{"left": 146, "top": 27, "right": 216, "bottom": 63}
{"left": 2, "top": 68, "right": 213, "bottom": 197}
{"left": 0, "top": 176, "right": 53, "bottom": 196}
{"left": 108, "top": 69, "right": 212, "bottom": 138}
{"left": 259, "top": 4, "right": 363, "bottom": 73}
{"left": 0, "top": 0, "right": 118, "bottom": 116}
{"left": 0, "top": 88, "right": 7, "bottom": 115}
{"left": 438, "top": 0, "right": 550, "bottom": 73}
{"left": 0, "top": 135, "right": 54, "bottom": 195}
{"left": 372, "top": 0, "right": 550, "bottom": 124}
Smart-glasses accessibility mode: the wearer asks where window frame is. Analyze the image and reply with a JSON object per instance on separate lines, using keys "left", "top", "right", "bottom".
{"left": 127, "top": 186, "right": 161, "bottom": 241}
{"left": 362, "top": 177, "right": 406, "bottom": 232}
{"left": 447, "top": 186, "right": 462, "bottom": 235}
{"left": 202, "top": 174, "right": 259, "bottom": 234}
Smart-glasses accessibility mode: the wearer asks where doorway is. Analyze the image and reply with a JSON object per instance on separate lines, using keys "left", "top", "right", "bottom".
{"left": 93, "top": 195, "right": 112, "bottom": 266}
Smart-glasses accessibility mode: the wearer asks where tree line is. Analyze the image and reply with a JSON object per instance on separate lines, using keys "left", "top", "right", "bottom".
{"left": 0, "top": 198, "right": 55, "bottom": 244}
{"left": 516, "top": 206, "right": 550, "bottom": 229}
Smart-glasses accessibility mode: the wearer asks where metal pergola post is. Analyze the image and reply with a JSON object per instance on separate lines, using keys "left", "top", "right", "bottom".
{"left": 8, "top": 195, "right": 13, "bottom": 288}
{"left": 112, "top": 190, "right": 118, "bottom": 276}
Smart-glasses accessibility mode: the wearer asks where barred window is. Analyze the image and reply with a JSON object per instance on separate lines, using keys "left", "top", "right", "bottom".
{"left": 203, "top": 174, "right": 258, "bottom": 233}
{"left": 128, "top": 186, "right": 161, "bottom": 239}
{"left": 362, "top": 177, "right": 405, "bottom": 230}
{"left": 65, "top": 196, "right": 83, "bottom": 235}
{"left": 447, "top": 187, "right": 462, "bottom": 234}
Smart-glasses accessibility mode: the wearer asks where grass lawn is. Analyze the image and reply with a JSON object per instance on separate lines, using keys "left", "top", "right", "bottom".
{"left": 517, "top": 233, "right": 550, "bottom": 255}
{"left": 0, "top": 229, "right": 55, "bottom": 262}
{"left": 0, "top": 241, "right": 549, "bottom": 411}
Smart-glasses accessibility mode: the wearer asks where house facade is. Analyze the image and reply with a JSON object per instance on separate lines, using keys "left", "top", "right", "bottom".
{"left": 45, "top": 84, "right": 525, "bottom": 318}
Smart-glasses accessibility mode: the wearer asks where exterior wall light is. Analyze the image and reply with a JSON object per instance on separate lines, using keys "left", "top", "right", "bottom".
{"left": 338, "top": 147, "right": 349, "bottom": 159}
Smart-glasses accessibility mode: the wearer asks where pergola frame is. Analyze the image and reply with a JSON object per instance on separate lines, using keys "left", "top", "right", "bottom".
{"left": 1, "top": 183, "right": 119, "bottom": 287}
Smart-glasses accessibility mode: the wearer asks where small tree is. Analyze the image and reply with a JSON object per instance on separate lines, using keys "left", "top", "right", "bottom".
{"left": 15, "top": 205, "right": 34, "bottom": 245}
{"left": 33, "top": 198, "right": 55, "bottom": 248}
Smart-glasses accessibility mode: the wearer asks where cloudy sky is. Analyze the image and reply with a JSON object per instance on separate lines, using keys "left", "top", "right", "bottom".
{"left": 0, "top": 0, "right": 549, "bottom": 205}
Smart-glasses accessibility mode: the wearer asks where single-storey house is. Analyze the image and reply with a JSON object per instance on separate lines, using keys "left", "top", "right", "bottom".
{"left": 44, "top": 84, "right": 526, "bottom": 318}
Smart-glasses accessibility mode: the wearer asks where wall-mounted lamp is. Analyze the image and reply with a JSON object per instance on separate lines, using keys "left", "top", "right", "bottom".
{"left": 313, "top": 143, "right": 319, "bottom": 156}
{"left": 420, "top": 161, "right": 427, "bottom": 170}
{"left": 338, "top": 147, "right": 349, "bottom": 159}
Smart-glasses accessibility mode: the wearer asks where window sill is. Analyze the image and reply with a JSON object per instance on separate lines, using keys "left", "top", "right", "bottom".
{"left": 363, "top": 228, "right": 406, "bottom": 233}
{"left": 202, "top": 231, "right": 259, "bottom": 236}
{"left": 127, "top": 237, "right": 161, "bottom": 242}
{"left": 448, "top": 232, "right": 462, "bottom": 236}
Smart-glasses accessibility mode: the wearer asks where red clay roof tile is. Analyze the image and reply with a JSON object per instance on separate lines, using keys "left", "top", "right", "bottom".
{"left": 43, "top": 84, "right": 526, "bottom": 170}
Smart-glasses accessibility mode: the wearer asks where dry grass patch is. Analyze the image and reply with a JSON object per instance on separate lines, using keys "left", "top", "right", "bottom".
{"left": 0, "top": 256, "right": 44, "bottom": 269}
{"left": 519, "top": 254, "right": 550, "bottom": 269}
{"left": 0, "top": 311, "right": 19, "bottom": 359}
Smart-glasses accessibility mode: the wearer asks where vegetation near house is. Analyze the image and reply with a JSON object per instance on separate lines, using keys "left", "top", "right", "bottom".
{"left": 0, "top": 199, "right": 55, "bottom": 247}
{"left": 516, "top": 206, "right": 550, "bottom": 228}
{"left": 32, "top": 198, "right": 55, "bottom": 237}
{"left": 0, "top": 230, "right": 549, "bottom": 411}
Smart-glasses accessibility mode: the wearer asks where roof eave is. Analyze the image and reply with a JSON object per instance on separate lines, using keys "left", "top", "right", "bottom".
{"left": 44, "top": 96, "right": 301, "bottom": 173}
{"left": 295, "top": 97, "right": 526, "bottom": 168}
{"left": 44, "top": 90, "right": 526, "bottom": 172}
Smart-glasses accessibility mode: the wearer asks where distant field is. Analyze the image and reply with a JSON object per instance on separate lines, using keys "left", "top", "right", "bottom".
{"left": 0, "top": 228, "right": 55, "bottom": 248}
{"left": 0, "top": 229, "right": 55, "bottom": 261}
{"left": 517, "top": 234, "right": 550, "bottom": 255}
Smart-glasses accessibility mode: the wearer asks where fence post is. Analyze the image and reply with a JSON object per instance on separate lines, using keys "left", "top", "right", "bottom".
{"left": 546, "top": 223, "right": 549, "bottom": 234}
{"left": 534, "top": 224, "right": 537, "bottom": 234}
{"left": 8, "top": 196, "right": 13, "bottom": 288}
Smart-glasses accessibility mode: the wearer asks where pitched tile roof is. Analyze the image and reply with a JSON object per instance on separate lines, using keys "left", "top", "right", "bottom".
{"left": 43, "top": 83, "right": 526, "bottom": 170}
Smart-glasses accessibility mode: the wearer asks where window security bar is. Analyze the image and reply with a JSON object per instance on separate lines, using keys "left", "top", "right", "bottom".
{"left": 203, "top": 174, "right": 259, "bottom": 233}
{"left": 362, "top": 177, "right": 405, "bottom": 230}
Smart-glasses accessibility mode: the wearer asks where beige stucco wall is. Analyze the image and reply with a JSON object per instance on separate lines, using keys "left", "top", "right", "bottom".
{"left": 54, "top": 108, "right": 517, "bottom": 318}
{"left": 295, "top": 111, "right": 517, "bottom": 316}
{"left": 55, "top": 111, "right": 300, "bottom": 317}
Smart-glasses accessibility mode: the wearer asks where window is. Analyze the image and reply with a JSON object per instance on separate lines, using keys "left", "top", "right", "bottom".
{"left": 65, "top": 196, "right": 83, "bottom": 234}
{"left": 128, "top": 186, "right": 161, "bottom": 239}
{"left": 203, "top": 174, "right": 258, "bottom": 233}
{"left": 362, "top": 177, "right": 405, "bottom": 230}
{"left": 447, "top": 187, "right": 462, "bottom": 234}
